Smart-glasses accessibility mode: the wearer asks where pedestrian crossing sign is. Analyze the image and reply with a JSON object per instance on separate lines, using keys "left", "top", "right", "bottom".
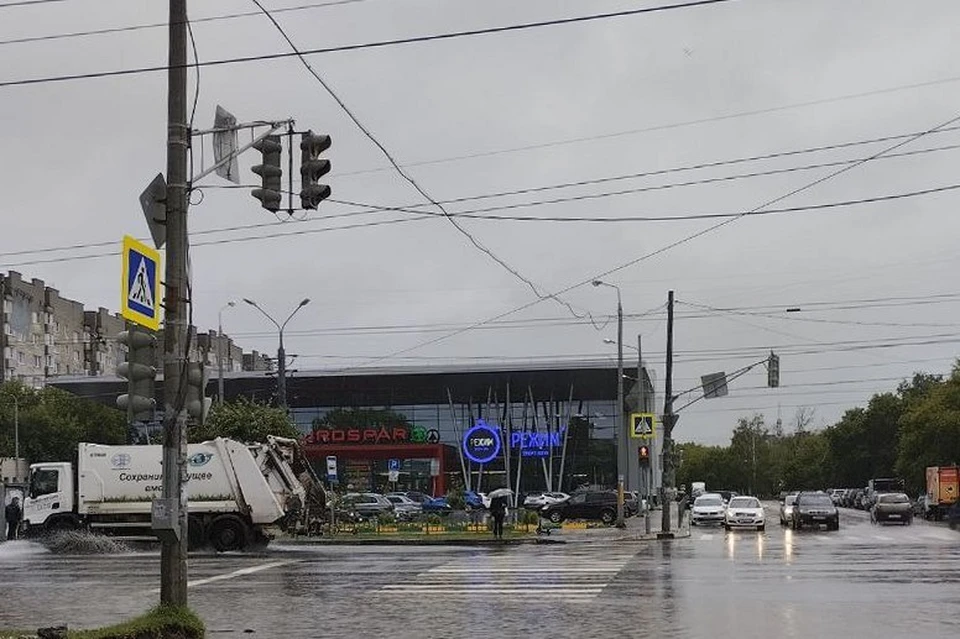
{"left": 630, "top": 413, "right": 656, "bottom": 439}
{"left": 121, "top": 235, "right": 161, "bottom": 330}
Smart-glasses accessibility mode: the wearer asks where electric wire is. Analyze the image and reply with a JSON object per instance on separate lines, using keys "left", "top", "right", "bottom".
{"left": 248, "top": 0, "right": 604, "bottom": 324}
{"left": 325, "top": 111, "right": 960, "bottom": 372}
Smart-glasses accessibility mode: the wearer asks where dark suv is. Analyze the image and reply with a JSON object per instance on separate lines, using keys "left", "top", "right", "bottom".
{"left": 791, "top": 492, "right": 839, "bottom": 530}
{"left": 541, "top": 491, "right": 627, "bottom": 525}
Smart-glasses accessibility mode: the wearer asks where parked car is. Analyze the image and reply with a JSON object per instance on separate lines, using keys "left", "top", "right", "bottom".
{"left": 523, "top": 492, "right": 570, "bottom": 509}
{"left": 871, "top": 492, "right": 913, "bottom": 525}
{"left": 464, "top": 491, "right": 491, "bottom": 510}
{"left": 540, "top": 491, "right": 620, "bottom": 525}
{"left": 420, "top": 495, "right": 453, "bottom": 514}
{"left": 342, "top": 493, "right": 395, "bottom": 518}
{"left": 779, "top": 492, "right": 798, "bottom": 526}
{"left": 724, "top": 496, "right": 765, "bottom": 531}
{"left": 690, "top": 493, "right": 727, "bottom": 526}
{"left": 791, "top": 492, "right": 839, "bottom": 530}
{"left": 402, "top": 491, "right": 435, "bottom": 504}
{"left": 385, "top": 494, "right": 422, "bottom": 520}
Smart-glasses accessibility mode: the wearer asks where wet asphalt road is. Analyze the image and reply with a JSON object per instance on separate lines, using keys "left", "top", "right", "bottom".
{"left": 0, "top": 504, "right": 957, "bottom": 638}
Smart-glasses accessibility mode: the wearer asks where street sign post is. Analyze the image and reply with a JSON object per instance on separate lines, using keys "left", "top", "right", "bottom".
{"left": 326, "top": 455, "right": 338, "bottom": 483}
{"left": 630, "top": 413, "right": 657, "bottom": 440}
{"left": 121, "top": 235, "right": 161, "bottom": 331}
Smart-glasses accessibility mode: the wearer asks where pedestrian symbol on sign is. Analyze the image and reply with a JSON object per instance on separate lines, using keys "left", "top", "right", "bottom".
{"left": 129, "top": 256, "right": 154, "bottom": 309}
{"left": 630, "top": 413, "right": 657, "bottom": 440}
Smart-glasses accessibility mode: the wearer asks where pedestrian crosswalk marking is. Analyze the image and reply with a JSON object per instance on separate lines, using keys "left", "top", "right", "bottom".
{"left": 375, "top": 552, "right": 633, "bottom": 602}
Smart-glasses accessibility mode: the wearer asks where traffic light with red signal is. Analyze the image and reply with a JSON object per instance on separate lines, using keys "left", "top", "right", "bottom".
{"left": 638, "top": 444, "right": 651, "bottom": 466}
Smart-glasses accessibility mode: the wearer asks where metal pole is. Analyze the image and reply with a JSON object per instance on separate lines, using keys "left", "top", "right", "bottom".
{"left": 161, "top": 0, "right": 190, "bottom": 606}
{"left": 616, "top": 294, "right": 625, "bottom": 528}
{"left": 639, "top": 334, "right": 652, "bottom": 534}
{"left": 217, "top": 309, "right": 226, "bottom": 405}
{"left": 14, "top": 396, "right": 18, "bottom": 461}
{"left": 277, "top": 328, "right": 287, "bottom": 412}
{"left": 661, "top": 290, "right": 675, "bottom": 535}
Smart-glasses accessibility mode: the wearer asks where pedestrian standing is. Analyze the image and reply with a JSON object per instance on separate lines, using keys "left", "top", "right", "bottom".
{"left": 490, "top": 495, "right": 507, "bottom": 540}
{"left": 5, "top": 496, "right": 22, "bottom": 541}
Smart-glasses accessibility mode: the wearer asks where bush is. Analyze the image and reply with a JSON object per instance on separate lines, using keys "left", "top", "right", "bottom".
{"left": 446, "top": 489, "right": 466, "bottom": 510}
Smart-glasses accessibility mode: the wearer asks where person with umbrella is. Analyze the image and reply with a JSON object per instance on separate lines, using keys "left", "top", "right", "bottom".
{"left": 488, "top": 488, "right": 512, "bottom": 540}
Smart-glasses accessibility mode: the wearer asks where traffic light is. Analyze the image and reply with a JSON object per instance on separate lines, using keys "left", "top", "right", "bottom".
{"left": 638, "top": 445, "right": 651, "bottom": 465}
{"left": 767, "top": 351, "right": 780, "bottom": 388}
{"left": 117, "top": 325, "right": 157, "bottom": 423}
{"left": 185, "top": 360, "right": 211, "bottom": 425}
{"left": 299, "top": 131, "right": 332, "bottom": 210}
{"left": 251, "top": 135, "right": 283, "bottom": 212}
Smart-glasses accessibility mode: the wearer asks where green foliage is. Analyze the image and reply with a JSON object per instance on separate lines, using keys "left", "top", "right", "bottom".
{"left": 676, "top": 362, "right": 960, "bottom": 496}
{"left": 69, "top": 604, "right": 204, "bottom": 639}
{"left": 312, "top": 407, "right": 411, "bottom": 431}
{"left": 0, "top": 381, "right": 127, "bottom": 462}
{"left": 189, "top": 396, "right": 301, "bottom": 443}
{"left": 446, "top": 488, "right": 465, "bottom": 510}
{"left": 896, "top": 367, "right": 960, "bottom": 493}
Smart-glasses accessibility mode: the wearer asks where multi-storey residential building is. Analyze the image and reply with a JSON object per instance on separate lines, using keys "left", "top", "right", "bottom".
{"left": 1, "top": 271, "right": 264, "bottom": 385}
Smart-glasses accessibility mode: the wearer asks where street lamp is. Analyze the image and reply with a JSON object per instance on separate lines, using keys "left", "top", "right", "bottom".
{"left": 243, "top": 297, "right": 310, "bottom": 412}
{"left": 217, "top": 301, "right": 236, "bottom": 405}
{"left": 592, "top": 279, "right": 626, "bottom": 528}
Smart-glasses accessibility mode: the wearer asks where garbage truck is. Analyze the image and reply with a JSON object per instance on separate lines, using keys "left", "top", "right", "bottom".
{"left": 923, "top": 466, "right": 959, "bottom": 521}
{"left": 20, "top": 436, "right": 325, "bottom": 551}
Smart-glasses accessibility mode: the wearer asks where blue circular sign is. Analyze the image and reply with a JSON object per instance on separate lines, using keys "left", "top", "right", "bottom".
{"left": 462, "top": 420, "right": 501, "bottom": 464}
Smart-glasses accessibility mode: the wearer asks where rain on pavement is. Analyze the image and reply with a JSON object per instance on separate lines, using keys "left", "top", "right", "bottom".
{"left": 1, "top": 504, "right": 957, "bottom": 638}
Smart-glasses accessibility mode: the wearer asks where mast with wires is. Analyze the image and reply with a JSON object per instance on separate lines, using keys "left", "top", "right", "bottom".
{"left": 158, "top": 0, "right": 190, "bottom": 607}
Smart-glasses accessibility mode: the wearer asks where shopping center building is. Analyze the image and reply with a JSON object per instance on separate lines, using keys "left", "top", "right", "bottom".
{"left": 51, "top": 358, "right": 661, "bottom": 497}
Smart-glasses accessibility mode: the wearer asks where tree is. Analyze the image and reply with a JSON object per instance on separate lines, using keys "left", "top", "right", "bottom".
{"left": 190, "top": 397, "right": 301, "bottom": 443}
{"left": 896, "top": 365, "right": 960, "bottom": 493}
{"left": 311, "top": 407, "right": 411, "bottom": 431}
{"left": 0, "top": 381, "right": 127, "bottom": 462}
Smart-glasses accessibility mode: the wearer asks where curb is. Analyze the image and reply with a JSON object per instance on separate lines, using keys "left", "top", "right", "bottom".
{"left": 273, "top": 536, "right": 566, "bottom": 546}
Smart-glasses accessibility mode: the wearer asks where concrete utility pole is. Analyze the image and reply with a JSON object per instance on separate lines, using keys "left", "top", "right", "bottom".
{"left": 160, "top": 0, "right": 190, "bottom": 606}
{"left": 243, "top": 298, "right": 310, "bottom": 412}
{"left": 661, "top": 290, "right": 676, "bottom": 535}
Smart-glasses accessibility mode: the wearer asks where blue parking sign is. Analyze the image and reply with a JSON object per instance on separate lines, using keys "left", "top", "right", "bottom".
{"left": 388, "top": 458, "right": 400, "bottom": 472}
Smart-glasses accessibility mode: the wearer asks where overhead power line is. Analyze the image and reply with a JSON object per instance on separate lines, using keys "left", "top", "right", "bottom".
{"left": 0, "top": 1, "right": 786, "bottom": 90}
{"left": 4, "top": 176, "right": 959, "bottom": 271}
{"left": 331, "top": 111, "right": 960, "bottom": 372}
{"left": 0, "top": 0, "right": 70, "bottom": 8}
{"left": 0, "top": 0, "right": 370, "bottom": 46}
{"left": 248, "top": 0, "right": 590, "bottom": 321}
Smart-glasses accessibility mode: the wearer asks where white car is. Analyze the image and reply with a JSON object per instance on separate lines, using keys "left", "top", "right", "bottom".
{"left": 724, "top": 496, "right": 765, "bottom": 531}
{"left": 523, "top": 492, "right": 570, "bottom": 509}
{"left": 690, "top": 493, "right": 727, "bottom": 526}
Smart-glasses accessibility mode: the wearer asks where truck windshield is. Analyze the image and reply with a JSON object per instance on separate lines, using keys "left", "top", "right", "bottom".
{"left": 30, "top": 469, "right": 59, "bottom": 498}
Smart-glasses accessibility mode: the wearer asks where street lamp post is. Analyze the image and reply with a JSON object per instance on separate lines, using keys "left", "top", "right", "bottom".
{"left": 217, "top": 301, "right": 236, "bottom": 405}
{"left": 243, "top": 297, "right": 310, "bottom": 412}
{"left": 593, "top": 279, "right": 626, "bottom": 528}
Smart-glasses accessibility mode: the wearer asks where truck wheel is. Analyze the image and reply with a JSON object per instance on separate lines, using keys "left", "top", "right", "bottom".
{"left": 187, "top": 515, "right": 207, "bottom": 551}
{"left": 209, "top": 516, "right": 249, "bottom": 552}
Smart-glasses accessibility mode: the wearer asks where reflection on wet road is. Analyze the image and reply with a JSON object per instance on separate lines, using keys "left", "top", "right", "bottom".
{"left": 1, "top": 504, "right": 957, "bottom": 638}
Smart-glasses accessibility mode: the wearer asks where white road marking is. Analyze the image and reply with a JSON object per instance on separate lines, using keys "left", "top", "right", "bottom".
{"left": 377, "top": 553, "right": 633, "bottom": 602}
{"left": 145, "top": 560, "right": 291, "bottom": 594}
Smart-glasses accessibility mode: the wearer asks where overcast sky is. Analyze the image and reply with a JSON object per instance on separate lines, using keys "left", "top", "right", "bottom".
{"left": 2, "top": 0, "right": 959, "bottom": 445}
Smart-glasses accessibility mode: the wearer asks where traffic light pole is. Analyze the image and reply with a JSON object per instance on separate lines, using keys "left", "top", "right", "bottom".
{"left": 161, "top": 0, "right": 190, "bottom": 607}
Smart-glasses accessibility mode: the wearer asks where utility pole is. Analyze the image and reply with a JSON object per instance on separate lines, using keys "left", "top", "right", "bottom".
{"left": 217, "top": 301, "right": 235, "bottom": 405}
{"left": 661, "top": 290, "right": 676, "bottom": 535}
{"left": 243, "top": 297, "right": 310, "bottom": 412}
{"left": 160, "top": 0, "right": 190, "bottom": 607}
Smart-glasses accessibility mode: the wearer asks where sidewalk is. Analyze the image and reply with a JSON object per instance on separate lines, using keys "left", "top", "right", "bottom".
{"left": 553, "top": 502, "right": 691, "bottom": 543}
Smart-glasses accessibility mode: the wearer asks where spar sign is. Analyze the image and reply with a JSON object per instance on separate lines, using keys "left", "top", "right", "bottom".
{"left": 462, "top": 419, "right": 501, "bottom": 464}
